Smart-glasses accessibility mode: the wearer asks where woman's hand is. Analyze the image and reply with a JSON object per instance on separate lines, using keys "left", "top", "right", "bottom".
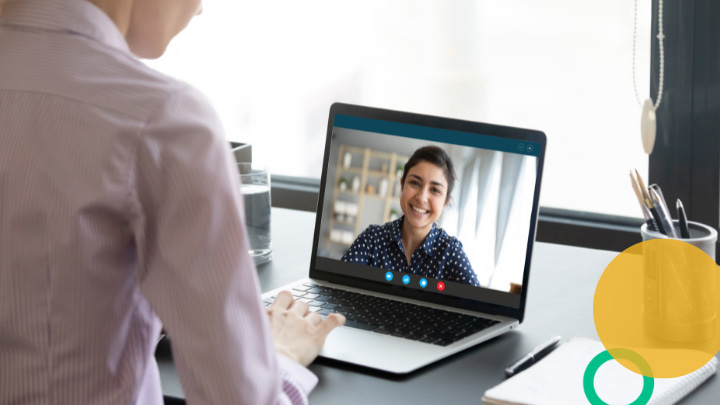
{"left": 267, "top": 290, "right": 345, "bottom": 367}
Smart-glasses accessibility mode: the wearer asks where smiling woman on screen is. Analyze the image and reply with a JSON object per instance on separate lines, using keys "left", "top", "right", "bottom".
{"left": 341, "top": 146, "right": 480, "bottom": 287}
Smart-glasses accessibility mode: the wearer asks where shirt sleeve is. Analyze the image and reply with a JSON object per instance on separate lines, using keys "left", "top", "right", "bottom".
{"left": 451, "top": 240, "right": 481, "bottom": 287}
{"left": 340, "top": 226, "right": 373, "bottom": 265}
{"left": 129, "top": 86, "right": 314, "bottom": 404}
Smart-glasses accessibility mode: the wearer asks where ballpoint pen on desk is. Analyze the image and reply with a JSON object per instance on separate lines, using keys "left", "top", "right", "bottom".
{"left": 505, "top": 336, "right": 562, "bottom": 378}
{"left": 677, "top": 199, "right": 691, "bottom": 238}
{"left": 629, "top": 171, "right": 658, "bottom": 231}
{"left": 649, "top": 187, "right": 677, "bottom": 238}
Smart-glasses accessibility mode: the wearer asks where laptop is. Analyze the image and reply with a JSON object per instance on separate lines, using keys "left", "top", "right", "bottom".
{"left": 262, "top": 103, "right": 546, "bottom": 374}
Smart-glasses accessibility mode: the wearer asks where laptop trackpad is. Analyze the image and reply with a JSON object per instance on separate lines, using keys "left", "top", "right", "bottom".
{"left": 319, "top": 326, "right": 444, "bottom": 374}
{"left": 319, "top": 326, "right": 371, "bottom": 358}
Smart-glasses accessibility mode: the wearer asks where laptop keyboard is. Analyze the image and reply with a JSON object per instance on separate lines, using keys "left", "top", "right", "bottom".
{"left": 263, "top": 282, "right": 500, "bottom": 346}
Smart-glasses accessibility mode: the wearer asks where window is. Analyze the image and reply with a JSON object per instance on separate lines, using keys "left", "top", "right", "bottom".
{"left": 145, "top": 0, "right": 720, "bottom": 253}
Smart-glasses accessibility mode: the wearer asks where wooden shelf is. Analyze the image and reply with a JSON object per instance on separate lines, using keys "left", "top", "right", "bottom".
{"left": 331, "top": 218, "right": 357, "bottom": 226}
{"left": 369, "top": 150, "right": 393, "bottom": 159}
{"left": 337, "top": 189, "right": 360, "bottom": 196}
{"left": 326, "top": 145, "right": 410, "bottom": 250}
{"left": 339, "top": 166, "right": 363, "bottom": 174}
{"left": 366, "top": 170, "right": 389, "bottom": 177}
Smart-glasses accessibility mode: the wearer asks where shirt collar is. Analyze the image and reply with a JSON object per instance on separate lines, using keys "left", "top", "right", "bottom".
{"left": 392, "top": 216, "right": 440, "bottom": 256}
{"left": 0, "top": 0, "right": 130, "bottom": 54}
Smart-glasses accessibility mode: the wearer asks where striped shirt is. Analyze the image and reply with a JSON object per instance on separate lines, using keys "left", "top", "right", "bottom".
{"left": 0, "top": 0, "right": 315, "bottom": 404}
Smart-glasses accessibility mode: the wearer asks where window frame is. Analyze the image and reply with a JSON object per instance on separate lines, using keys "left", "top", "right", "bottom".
{"left": 647, "top": 0, "right": 720, "bottom": 255}
{"left": 270, "top": 0, "right": 720, "bottom": 255}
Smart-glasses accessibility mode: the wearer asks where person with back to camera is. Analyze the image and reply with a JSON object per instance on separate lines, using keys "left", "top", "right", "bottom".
{"left": 341, "top": 146, "right": 480, "bottom": 287}
{"left": 0, "top": 0, "right": 345, "bottom": 404}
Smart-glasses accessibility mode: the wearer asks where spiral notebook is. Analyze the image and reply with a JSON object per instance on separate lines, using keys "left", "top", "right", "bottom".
{"left": 483, "top": 337, "right": 718, "bottom": 405}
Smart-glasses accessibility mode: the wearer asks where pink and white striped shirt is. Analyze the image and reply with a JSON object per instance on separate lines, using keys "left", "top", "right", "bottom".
{"left": 0, "top": 0, "right": 316, "bottom": 403}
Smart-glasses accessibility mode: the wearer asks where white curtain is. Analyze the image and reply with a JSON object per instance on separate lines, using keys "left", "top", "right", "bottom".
{"left": 440, "top": 147, "right": 537, "bottom": 291}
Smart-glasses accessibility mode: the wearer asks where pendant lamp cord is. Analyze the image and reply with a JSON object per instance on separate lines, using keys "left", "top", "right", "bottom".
{"left": 633, "top": 0, "right": 664, "bottom": 110}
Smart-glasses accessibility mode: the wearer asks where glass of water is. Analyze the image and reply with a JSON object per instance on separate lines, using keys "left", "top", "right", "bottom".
{"left": 238, "top": 163, "right": 272, "bottom": 265}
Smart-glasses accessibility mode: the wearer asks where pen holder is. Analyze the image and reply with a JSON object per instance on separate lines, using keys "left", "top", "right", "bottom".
{"left": 640, "top": 221, "right": 718, "bottom": 342}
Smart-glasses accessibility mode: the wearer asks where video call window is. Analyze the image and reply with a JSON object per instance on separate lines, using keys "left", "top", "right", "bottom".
{"left": 317, "top": 125, "right": 538, "bottom": 298}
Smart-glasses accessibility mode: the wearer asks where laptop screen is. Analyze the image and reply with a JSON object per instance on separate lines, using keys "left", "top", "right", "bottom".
{"left": 310, "top": 103, "right": 545, "bottom": 318}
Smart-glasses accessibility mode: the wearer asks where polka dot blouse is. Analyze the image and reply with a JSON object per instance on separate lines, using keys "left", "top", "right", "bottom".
{"left": 341, "top": 216, "right": 480, "bottom": 287}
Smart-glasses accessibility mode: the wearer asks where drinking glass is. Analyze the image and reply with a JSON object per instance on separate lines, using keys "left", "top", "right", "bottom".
{"left": 238, "top": 163, "right": 272, "bottom": 265}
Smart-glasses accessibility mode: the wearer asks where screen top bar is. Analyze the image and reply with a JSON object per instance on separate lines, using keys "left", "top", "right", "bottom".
{"left": 334, "top": 114, "right": 541, "bottom": 157}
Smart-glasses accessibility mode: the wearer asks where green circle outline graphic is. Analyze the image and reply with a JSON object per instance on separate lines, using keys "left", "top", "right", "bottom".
{"left": 583, "top": 348, "right": 654, "bottom": 405}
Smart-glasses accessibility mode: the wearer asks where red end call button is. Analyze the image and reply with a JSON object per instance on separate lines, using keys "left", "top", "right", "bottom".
{"left": 437, "top": 281, "right": 445, "bottom": 291}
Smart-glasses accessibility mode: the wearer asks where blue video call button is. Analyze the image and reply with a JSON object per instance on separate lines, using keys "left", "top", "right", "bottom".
{"left": 402, "top": 274, "right": 410, "bottom": 285}
{"left": 385, "top": 271, "right": 393, "bottom": 281}
{"left": 419, "top": 278, "right": 427, "bottom": 288}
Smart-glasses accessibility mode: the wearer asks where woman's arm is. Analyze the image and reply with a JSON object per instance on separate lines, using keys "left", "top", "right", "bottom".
{"left": 447, "top": 240, "right": 481, "bottom": 287}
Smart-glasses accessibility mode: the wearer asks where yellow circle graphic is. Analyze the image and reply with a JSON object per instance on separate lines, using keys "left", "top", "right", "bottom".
{"left": 594, "top": 239, "right": 720, "bottom": 378}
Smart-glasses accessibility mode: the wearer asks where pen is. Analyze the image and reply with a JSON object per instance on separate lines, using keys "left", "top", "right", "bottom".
{"left": 649, "top": 187, "right": 677, "bottom": 238}
{"left": 633, "top": 170, "right": 668, "bottom": 235}
{"left": 649, "top": 183, "right": 668, "bottom": 204}
{"left": 645, "top": 197, "right": 667, "bottom": 236}
{"left": 505, "top": 336, "right": 562, "bottom": 377}
{"left": 674, "top": 200, "right": 704, "bottom": 309}
{"left": 677, "top": 199, "right": 690, "bottom": 238}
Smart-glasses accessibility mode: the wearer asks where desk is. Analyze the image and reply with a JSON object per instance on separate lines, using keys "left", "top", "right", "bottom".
{"left": 156, "top": 208, "right": 719, "bottom": 404}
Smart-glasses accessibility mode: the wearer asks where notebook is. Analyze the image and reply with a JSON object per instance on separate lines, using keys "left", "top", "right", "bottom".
{"left": 482, "top": 337, "right": 718, "bottom": 405}
{"left": 262, "top": 103, "right": 547, "bottom": 374}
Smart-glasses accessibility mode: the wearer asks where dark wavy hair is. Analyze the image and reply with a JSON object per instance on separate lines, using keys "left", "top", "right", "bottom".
{"left": 401, "top": 146, "right": 456, "bottom": 204}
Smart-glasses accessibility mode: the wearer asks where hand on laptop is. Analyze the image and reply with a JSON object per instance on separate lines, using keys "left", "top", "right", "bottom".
{"left": 267, "top": 290, "right": 345, "bottom": 366}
